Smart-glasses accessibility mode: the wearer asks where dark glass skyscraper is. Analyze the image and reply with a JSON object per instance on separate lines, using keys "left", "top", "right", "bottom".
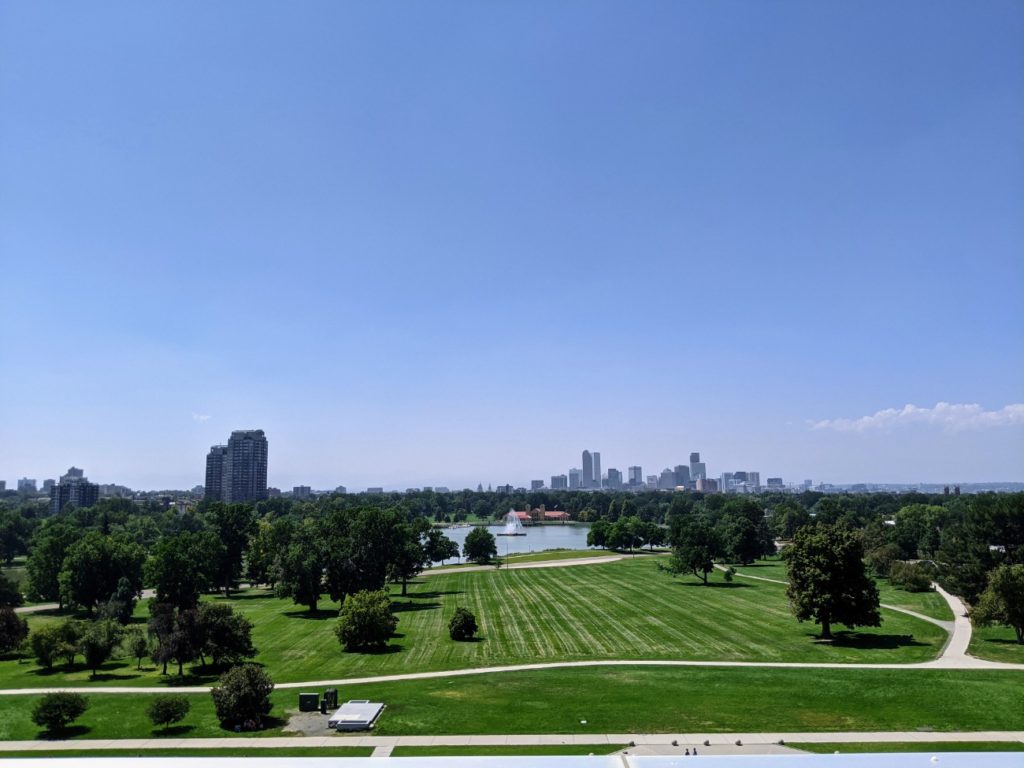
{"left": 204, "top": 429, "right": 268, "bottom": 503}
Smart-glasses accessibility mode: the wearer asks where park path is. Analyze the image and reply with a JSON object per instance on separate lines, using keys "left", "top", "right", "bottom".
{"left": 0, "top": 730, "right": 1021, "bottom": 754}
{"left": 426, "top": 555, "right": 622, "bottom": 576}
{"left": 15, "top": 589, "right": 158, "bottom": 615}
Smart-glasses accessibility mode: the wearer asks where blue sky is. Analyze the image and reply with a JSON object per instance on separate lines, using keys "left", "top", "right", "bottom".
{"left": 1, "top": 1, "right": 1022, "bottom": 490}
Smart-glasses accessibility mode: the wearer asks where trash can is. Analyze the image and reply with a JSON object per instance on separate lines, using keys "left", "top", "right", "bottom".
{"left": 325, "top": 688, "right": 338, "bottom": 709}
{"left": 298, "top": 693, "right": 319, "bottom": 712}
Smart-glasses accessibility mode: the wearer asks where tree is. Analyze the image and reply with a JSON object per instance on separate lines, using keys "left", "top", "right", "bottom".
{"left": 148, "top": 602, "right": 196, "bottom": 676}
{"left": 145, "top": 531, "right": 220, "bottom": 611}
{"left": 30, "top": 624, "right": 61, "bottom": 669}
{"left": 0, "top": 573, "right": 23, "bottom": 608}
{"left": 448, "top": 607, "right": 478, "bottom": 641}
{"left": 388, "top": 518, "right": 430, "bottom": 596}
{"left": 587, "top": 520, "right": 610, "bottom": 548}
{"left": 424, "top": 528, "right": 460, "bottom": 564}
{"left": 207, "top": 503, "right": 257, "bottom": 597}
{"left": 463, "top": 527, "right": 497, "bottom": 565}
{"left": 25, "top": 521, "right": 77, "bottom": 606}
{"left": 666, "top": 516, "right": 722, "bottom": 585}
{"left": 124, "top": 626, "right": 150, "bottom": 670}
{"left": 147, "top": 695, "right": 190, "bottom": 731}
{"left": 783, "top": 523, "right": 881, "bottom": 640}
{"left": 723, "top": 515, "right": 761, "bottom": 565}
{"left": 56, "top": 619, "right": 86, "bottom": 668}
{"left": 101, "top": 576, "right": 137, "bottom": 625}
{"left": 199, "top": 602, "right": 256, "bottom": 667}
{"left": 210, "top": 664, "right": 274, "bottom": 729}
{"left": 58, "top": 532, "right": 144, "bottom": 614}
{"left": 335, "top": 589, "right": 398, "bottom": 652}
{"left": 81, "top": 619, "right": 123, "bottom": 677}
{"left": 31, "top": 692, "right": 88, "bottom": 735}
{"left": 972, "top": 564, "right": 1024, "bottom": 643}
{"left": 0, "top": 606, "right": 28, "bottom": 655}
{"left": 276, "top": 518, "right": 325, "bottom": 612}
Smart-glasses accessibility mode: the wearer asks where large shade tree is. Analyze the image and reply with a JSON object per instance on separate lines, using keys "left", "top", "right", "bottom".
{"left": 783, "top": 523, "right": 880, "bottom": 640}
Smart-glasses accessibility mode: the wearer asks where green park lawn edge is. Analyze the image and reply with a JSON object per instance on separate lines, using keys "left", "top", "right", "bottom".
{"left": 0, "top": 667, "right": 1021, "bottom": 741}
{"left": 968, "top": 625, "right": 1024, "bottom": 664}
{"left": 0, "top": 747, "right": 374, "bottom": 758}
{"left": 390, "top": 745, "right": 626, "bottom": 756}
{"left": 792, "top": 742, "right": 1024, "bottom": 754}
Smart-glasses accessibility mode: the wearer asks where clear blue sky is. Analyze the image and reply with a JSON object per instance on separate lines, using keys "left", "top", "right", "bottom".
{"left": 2, "top": 1, "right": 1022, "bottom": 490}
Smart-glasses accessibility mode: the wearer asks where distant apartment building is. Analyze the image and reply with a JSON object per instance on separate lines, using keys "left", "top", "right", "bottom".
{"left": 658, "top": 468, "right": 676, "bottom": 490}
{"left": 569, "top": 468, "right": 583, "bottom": 489}
{"left": 605, "top": 468, "right": 623, "bottom": 490}
{"left": 335, "top": 485, "right": 348, "bottom": 494}
{"left": 628, "top": 466, "right": 643, "bottom": 486}
{"left": 696, "top": 477, "right": 719, "bottom": 493}
{"left": 433, "top": 486, "right": 449, "bottom": 493}
{"left": 204, "top": 430, "right": 268, "bottom": 504}
{"left": 49, "top": 467, "right": 99, "bottom": 514}
{"left": 646, "top": 474, "right": 659, "bottom": 488}
{"left": 366, "top": 487, "right": 384, "bottom": 494}
{"left": 530, "top": 480, "right": 544, "bottom": 491}
{"left": 495, "top": 484, "right": 514, "bottom": 494}
{"left": 17, "top": 478, "right": 37, "bottom": 494}
{"left": 551, "top": 474, "right": 568, "bottom": 490}
{"left": 41, "top": 479, "right": 55, "bottom": 493}
{"left": 766, "top": 477, "right": 784, "bottom": 490}
{"left": 0, "top": 481, "right": 5, "bottom": 492}
{"left": 293, "top": 485, "right": 312, "bottom": 500}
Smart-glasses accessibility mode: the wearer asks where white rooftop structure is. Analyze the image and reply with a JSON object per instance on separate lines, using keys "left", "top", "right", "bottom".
{"left": 327, "top": 699, "right": 385, "bottom": 731}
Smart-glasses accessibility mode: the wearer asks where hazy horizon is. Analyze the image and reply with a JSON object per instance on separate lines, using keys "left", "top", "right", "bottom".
{"left": 2, "top": 2, "right": 1022, "bottom": 491}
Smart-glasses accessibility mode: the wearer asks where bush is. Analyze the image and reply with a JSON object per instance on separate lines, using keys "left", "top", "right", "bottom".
{"left": 147, "top": 695, "right": 190, "bottom": 730}
{"left": 335, "top": 589, "right": 398, "bottom": 652}
{"left": 31, "top": 692, "right": 89, "bottom": 734}
{"left": 0, "top": 606, "right": 28, "bottom": 655}
{"left": 210, "top": 664, "right": 274, "bottom": 730}
{"left": 889, "top": 561, "right": 935, "bottom": 592}
{"left": 448, "top": 607, "right": 478, "bottom": 641}
{"left": 30, "top": 624, "right": 62, "bottom": 669}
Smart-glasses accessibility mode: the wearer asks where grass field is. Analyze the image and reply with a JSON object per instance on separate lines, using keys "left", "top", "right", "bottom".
{"left": 1, "top": 666, "right": 1018, "bottom": 740}
{"left": 0, "top": 557, "right": 949, "bottom": 690}
{"left": 792, "top": 742, "right": 1024, "bottom": 753}
{"left": 0, "top": 747, "right": 374, "bottom": 758}
{"left": 968, "top": 625, "right": 1024, "bottom": 664}
{"left": 390, "top": 745, "right": 625, "bottom": 756}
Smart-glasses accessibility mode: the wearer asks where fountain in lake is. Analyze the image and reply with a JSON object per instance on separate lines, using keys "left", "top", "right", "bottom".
{"left": 497, "top": 509, "right": 527, "bottom": 536}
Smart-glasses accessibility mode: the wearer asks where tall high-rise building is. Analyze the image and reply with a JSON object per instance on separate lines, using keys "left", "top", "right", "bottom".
{"left": 205, "top": 446, "right": 227, "bottom": 500}
{"left": 205, "top": 429, "right": 268, "bottom": 503}
{"left": 605, "top": 468, "right": 622, "bottom": 489}
{"left": 628, "top": 466, "right": 643, "bottom": 486}
{"left": 689, "top": 452, "right": 706, "bottom": 481}
{"left": 530, "top": 480, "right": 544, "bottom": 491}
{"left": 17, "top": 478, "right": 37, "bottom": 494}
{"left": 49, "top": 467, "right": 99, "bottom": 514}
{"left": 674, "top": 465, "right": 691, "bottom": 486}
{"left": 551, "top": 474, "right": 568, "bottom": 490}
{"left": 569, "top": 468, "right": 583, "bottom": 489}
{"left": 592, "top": 452, "right": 601, "bottom": 489}
{"left": 659, "top": 468, "right": 677, "bottom": 490}
{"left": 581, "top": 451, "right": 594, "bottom": 489}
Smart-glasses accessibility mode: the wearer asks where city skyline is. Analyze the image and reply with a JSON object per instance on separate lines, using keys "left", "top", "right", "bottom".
{"left": 1, "top": 3, "right": 1022, "bottom": 490}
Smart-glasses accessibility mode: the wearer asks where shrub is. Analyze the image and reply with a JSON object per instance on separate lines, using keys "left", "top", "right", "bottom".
{"left": 210, "top": 664, "right": 274, "bottom": 729}
{"left": 31, "top": 692, "right": 89, "bottom": 734}
{"left": 30, "top": 624, "right": 62, "bottom": 669}
{"left": 448, "top": 607, "right": 478, "bottom": 641}
{"left": 81, "top": 619, "right": 124, "bottom": 676}
{"left": 889, "top": 561, "right": 935, "bottom": 592}
{"left": 0, "top": 606, "right": 28, "bottom": 655}
{"left": 147, "top": 695, "right": 191, "bottom": 731}
{"left": 335, "top": 589, "right": 398, "bottom": 652}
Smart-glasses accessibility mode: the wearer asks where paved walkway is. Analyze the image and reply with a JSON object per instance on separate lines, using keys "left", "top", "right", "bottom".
{"left": 426, "top": 555, "right": 622, "bottom": 576}
{"left": 15, "top": 589, "right": 158, "bottom": 615}
{"left": 0, "top": 731, "right": 1021, "bottom": 753}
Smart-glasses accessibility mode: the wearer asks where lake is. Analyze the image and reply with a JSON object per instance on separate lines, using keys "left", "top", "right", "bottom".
{"left": 436, "top": 523, "right": 592, "bottom": 557}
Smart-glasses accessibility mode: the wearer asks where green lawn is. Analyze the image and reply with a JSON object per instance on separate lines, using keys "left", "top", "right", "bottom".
{"left": 391, "top": 745, "right": 625, "bottom": 756}
{"left": 0, "top": 667, "right": 1020, "bottom": 740}
{"left": 0, "top": 558, "right": 949, "bottom": 690}
{"left": 968, "top": 625, "right": 1024, "bottom": 664}
{"left": 793, "top": 742, "right": 1024, "bottom": 753}
{"left": 0, "top": 747, "right": 374, "bottom": 758}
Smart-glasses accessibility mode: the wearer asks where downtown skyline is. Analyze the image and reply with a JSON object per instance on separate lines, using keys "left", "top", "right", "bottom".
{"left": 1, "top": 3, "right": 1022, "bottom": 491}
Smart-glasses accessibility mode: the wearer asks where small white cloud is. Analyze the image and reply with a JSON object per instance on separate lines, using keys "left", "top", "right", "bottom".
{"left": 810, "top": 402, "right": 1024, "bottom": 433}
{"left": 191, "top": 413, "right": 211, "bottom": 423}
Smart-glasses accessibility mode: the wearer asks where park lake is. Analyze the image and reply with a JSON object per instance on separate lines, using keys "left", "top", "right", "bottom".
{"left": 439, "top": 523, "right": 592, "bottom": 556}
